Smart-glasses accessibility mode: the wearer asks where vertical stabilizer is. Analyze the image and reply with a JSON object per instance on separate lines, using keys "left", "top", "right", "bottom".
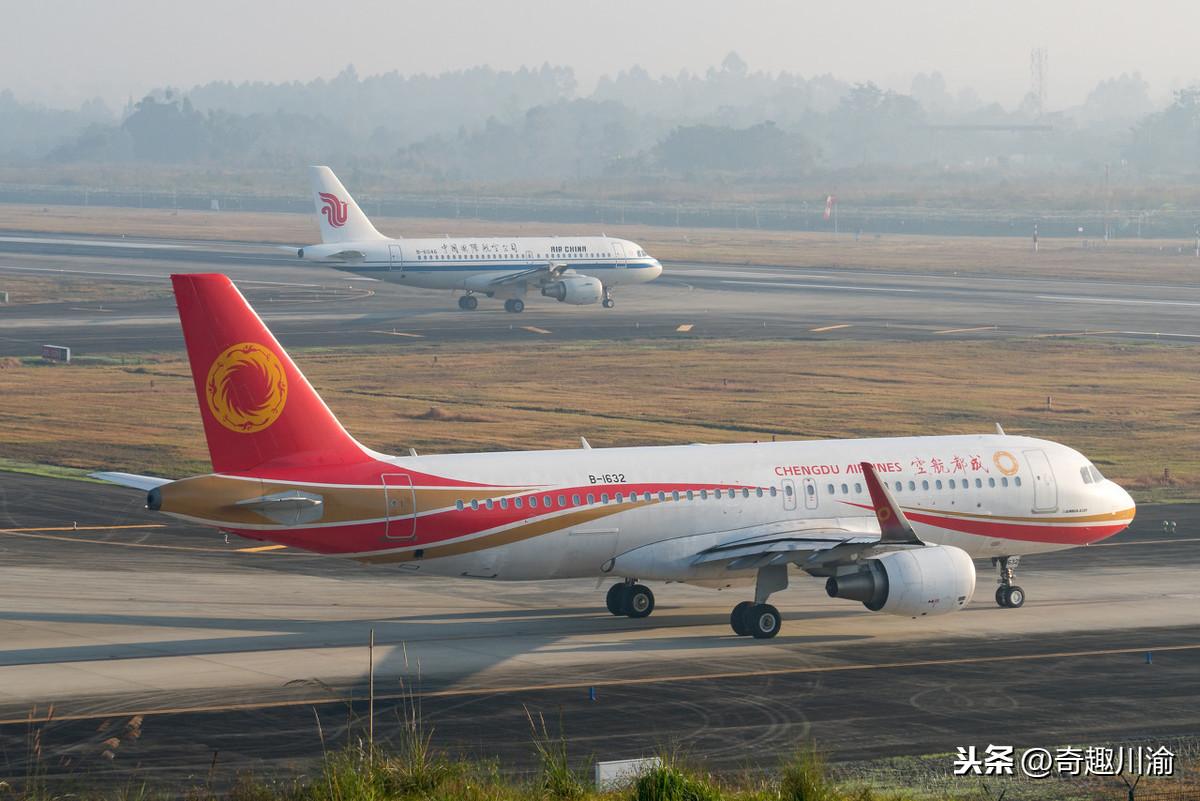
{"left": 309, "top": 166, "right": 387, "bottom": 244}
{"left": 172, "top": 273, "right": 371, "bottom": 473}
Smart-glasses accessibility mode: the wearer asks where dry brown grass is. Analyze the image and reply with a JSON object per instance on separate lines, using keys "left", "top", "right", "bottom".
{"left": 5, "top": 203, "right": 1200, "bottom": 284}
{"left": 1, "top": 339, "right": 1196, "bottom": 501}
{"left": 0, "top": 273, "right": 169, "bottom": 304}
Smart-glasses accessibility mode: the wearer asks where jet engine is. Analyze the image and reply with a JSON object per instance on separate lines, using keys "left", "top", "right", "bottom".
{"left": 541, "top": 275, "right": 603, "bottom": 305}
{"left": 824, "top": 545, "right": 975, "bottom": 617}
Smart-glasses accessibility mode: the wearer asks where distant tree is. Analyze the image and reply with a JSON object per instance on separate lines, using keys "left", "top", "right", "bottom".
{"left": 1126, "top": 86, "right": 1200, "bottom": 171}
{"left": 122, "top": 95, "right": 209, "bottom": 162}
{"left": 654, "top": 121, "right": 813, "bottom": 176}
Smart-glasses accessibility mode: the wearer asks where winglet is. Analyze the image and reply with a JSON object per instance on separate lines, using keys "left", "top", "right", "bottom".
{"left": 860, "top": 462, "right": 923, "bottom": 544}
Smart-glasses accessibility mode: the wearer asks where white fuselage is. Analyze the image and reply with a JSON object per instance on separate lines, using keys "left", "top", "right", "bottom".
{"left": 301, "top": 235, "right": 662, "bottom": 295}
{"left": 269, "top": 433, "right": 1132, "bottom": 583}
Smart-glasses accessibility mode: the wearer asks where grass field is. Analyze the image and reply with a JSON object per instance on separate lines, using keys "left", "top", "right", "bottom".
{"left": 1, "top": 338, "right": 1195, "bottom": 501}
{"left": 5, "top": 203, "right": 1200, "bottom": 284}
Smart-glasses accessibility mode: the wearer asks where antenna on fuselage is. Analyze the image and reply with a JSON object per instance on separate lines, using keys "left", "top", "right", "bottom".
{"left": 994, "top": 422, "right": 1005, "bottom": 435}
{"left": 579, "top": 436, "right": 592, "bottom": 449}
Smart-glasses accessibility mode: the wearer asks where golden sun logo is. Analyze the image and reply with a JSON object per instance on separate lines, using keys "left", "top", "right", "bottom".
{"left": 993, "top": 450, "right": 1020, "bottom": 477}
{"left": 205, "top": 342, "right": 288, "bottom": 433}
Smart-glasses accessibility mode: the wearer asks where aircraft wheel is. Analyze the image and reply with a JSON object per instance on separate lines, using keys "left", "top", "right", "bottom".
{"left": 995, "top": 586, "right": 1007, "bottom": 607}
{"left": 1001, "top": 585, "right": 1026, "bottom": 609}
{"left": 458, "top": 295, "right": 479, "bottom": 311}
{"left": 623, "top": 584, "right": 655, "bottom": 618}
{"left": 504, "top": 298, "right": 525, "bottom": 313}
{"left": 730, "top": 601, "right": 754, "bottom": 636}
{"left": 747, "top": 603, "right": 781, "bottom": 639}
{"left": 605, "top": 583, "right": 626, "bottom": 616}
{"left": 602, "top": 298, "right": 615, "bottom": 309}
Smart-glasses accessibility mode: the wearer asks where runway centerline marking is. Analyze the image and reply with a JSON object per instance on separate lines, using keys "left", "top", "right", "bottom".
{"left": 935, "top": 325, "right": 998, "bottom": 335}
{"left": 1032, "top": 330, "right": 1120, "bottom": 339}
{"left": 1037, "top": 294, "right": 1200, "bottom": 308}
{"left": 0, "top": 524, "right": 164, "bottom": 533}
{"left": 7, "top": 641, "right": 1199, "bottom": 725}
{"left": 369, "top": 330, "right": 425, "bottom": 338}
{"left": 0, "top": 527, "right": 289, "bottom": 555}
{"left": 720, "top": 280, "right": 916, "bottom": 293}
{"left": 522, "top": 326, "right": 552, "bottom": 335}
{"left": 809, "top": 324, "right": 851, "bottom": 333}
{"left": 675, "top": 324, "right": 694, "bottom": 332}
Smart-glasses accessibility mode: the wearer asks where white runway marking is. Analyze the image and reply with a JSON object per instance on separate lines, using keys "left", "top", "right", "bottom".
{"left": 1036, "top": 294, "right": 1200, "bottom": 308}
{"left": 721, "top": 280, "right": 916, "bottom": 293}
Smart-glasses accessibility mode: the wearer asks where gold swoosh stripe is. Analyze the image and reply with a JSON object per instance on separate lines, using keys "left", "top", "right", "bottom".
{"left": 902, "top": 504, "right": 1136, "bottom": 525}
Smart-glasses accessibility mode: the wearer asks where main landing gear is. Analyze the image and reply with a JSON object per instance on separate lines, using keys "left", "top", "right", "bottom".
{"left": 729, "top": 564, "right": 788, "bottom": 639}
{"left": 602, "top": 286, "right": 615, "bottom": 309}
{"left": 993, "top": 555, "right": 1025, "bottom": 608}
{"left": 503, "top": 298, "right": 525, "bottom": 313}
{"left": 457, "top": 294, "right": 479, "bottom": 311}
{"left": 606, "top": 579, "right": 655, "bottom": 619}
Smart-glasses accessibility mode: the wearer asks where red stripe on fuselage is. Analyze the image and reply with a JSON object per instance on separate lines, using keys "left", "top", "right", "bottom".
{"left": 226, "top": 481, "right": 759, "bottom": 555}
{"left": 840, "top": 501, "right": 1130, "bottom": 546}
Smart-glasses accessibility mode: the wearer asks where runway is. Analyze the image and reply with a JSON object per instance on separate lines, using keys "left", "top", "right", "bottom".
{"left": 2, "top": 234, "right": 1200, "bottom": 359}
{"left": 1, "top": 471, "right": 1198, "bottom": 785}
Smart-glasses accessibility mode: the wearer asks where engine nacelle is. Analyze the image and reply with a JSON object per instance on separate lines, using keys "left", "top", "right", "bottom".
{"left": 825, "top": 545, "right": 975, "bottom": 617}
{"left": 541, "top": 275, "right": 603, "bottom": 305}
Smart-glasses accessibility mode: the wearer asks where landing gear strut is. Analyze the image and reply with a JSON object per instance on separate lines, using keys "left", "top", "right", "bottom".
{"left": 730, "top": 564, "right": 787, "bottom": 639}
{"left": 458, "top": 294, "right": 479, "bottom": 311}
{"left": 602, "top": 287, "right": 615, "bottom": 309}
{"left": 606, "top": 579, "right": 655, "bottom": 619}
{"left": 993, "top": 555, "right": 1025, "bottom": 608}
{"left": 503, "top": 298, "right": 525, "bottom": 313}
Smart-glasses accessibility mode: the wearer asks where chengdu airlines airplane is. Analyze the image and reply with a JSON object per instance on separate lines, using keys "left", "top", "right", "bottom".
{"left": 296, "top": 167, "right": 662, "bottom": 312}
{"left": 95, "top": 274, "right": 1136, "bottom": 639}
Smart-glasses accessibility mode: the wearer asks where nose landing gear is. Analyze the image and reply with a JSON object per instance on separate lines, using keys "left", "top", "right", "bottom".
{"left": 993, "top": 555, "right": 1025, "bottom": 608}
{"left": 602, "top": 286, "right": 615, "bottom": 308}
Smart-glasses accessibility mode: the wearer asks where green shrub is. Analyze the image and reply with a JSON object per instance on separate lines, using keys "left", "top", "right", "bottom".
{"left": 778, "top": 747, "right": 834, "bottom": 801}
{"left": 631, "top": 763, "right": 721, "bottom": 801}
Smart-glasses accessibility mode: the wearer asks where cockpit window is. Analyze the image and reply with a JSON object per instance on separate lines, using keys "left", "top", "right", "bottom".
{"left": 1080, "top": 466, "right": 1093, "bottom": 484}
{"left": 1089, "top": 465, "right": 1105, "bottom": 483}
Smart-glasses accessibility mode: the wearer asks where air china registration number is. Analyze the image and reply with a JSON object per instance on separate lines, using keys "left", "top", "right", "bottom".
{"left": 588, "top": 473, "right": 626, "bottom": 484}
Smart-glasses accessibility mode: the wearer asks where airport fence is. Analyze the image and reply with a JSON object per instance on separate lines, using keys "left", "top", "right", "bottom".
{"left": 4, "top": 182, "right": 1200, "bottom": 239}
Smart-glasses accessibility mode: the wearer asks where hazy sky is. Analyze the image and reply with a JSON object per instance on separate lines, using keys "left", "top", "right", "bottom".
{"left": 5, "top": 0, "right": 1199, "bottom": 109}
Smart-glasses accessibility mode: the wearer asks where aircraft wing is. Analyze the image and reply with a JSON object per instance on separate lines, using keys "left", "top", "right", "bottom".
{"left": 480, "top": 262, "right": 570, "bottom": 288}
{"left": 90, "top": 471, "right": 171, "bottom": 491}
{"left": 682, "top": 463, "right": 929, "bottom": 576}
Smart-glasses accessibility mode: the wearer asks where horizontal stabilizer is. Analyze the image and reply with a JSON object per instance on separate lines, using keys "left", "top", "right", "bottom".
{"left": 90, "top": 471, "right": 171, "bottom": 491}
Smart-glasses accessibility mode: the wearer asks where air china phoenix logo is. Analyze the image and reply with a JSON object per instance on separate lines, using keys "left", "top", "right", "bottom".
{"left": 205, "top": 342, "right": 288, "bottom": 434}
{"left": 319, "top": 191, "right": 349, "bottom": 228}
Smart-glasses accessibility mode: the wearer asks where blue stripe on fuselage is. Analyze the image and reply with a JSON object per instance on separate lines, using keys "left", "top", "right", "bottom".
{"left": 335, "top": 260, "right": 658, "bottom": 274}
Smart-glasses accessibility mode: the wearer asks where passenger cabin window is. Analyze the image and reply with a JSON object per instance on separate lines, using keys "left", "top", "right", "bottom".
{"left": 1014, "top": 476, "right": 1023, "bottom": 487}
{"left": 988, "top": 478, "right": 996, "bottom": 488}
{"left": 455, "top": 500, "right": 464, "bottom": 511}
{"left": 827, "top": 483, "right": 835, "bottom": 494}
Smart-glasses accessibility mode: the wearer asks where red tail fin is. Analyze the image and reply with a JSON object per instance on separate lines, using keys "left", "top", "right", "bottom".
{"left": 172, "top": 274, "right": 369, "bottom": 473}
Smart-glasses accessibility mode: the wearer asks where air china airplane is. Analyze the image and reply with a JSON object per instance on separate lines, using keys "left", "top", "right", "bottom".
{"left": 296, "top": 167, "right": 662, "bottom": 312}
{"left": 95, "top": 274, "right": 1136, "bottom": 639}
